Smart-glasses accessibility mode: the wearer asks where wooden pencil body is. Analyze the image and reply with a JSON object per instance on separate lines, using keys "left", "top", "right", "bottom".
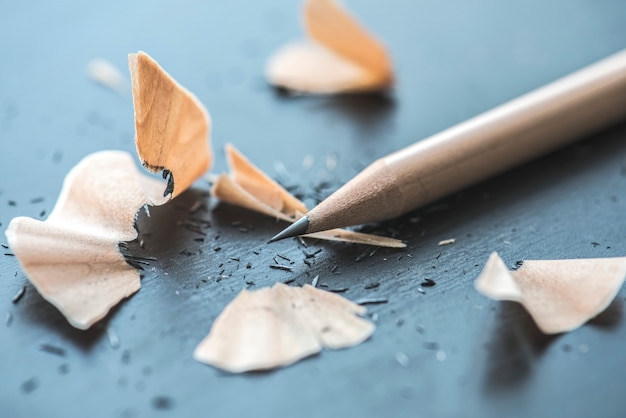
{"left": 308, "top": 49, "right": 626, "bottom": 233}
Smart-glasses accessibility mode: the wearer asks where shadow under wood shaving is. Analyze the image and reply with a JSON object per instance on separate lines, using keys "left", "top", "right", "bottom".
{"left": 315, "top": 93, "right": 396, "bottom": 139}
{"left": 482, "top": 296, "right": 623, "bottom": 394}
{"left": 588, "top": 297, "right": 623, "bottom": 330}
{"left": 482, "top": 302, "right": 559, "bottom": 394}
{"left": 16, "top": 283, "right": 112, "bottom": 351}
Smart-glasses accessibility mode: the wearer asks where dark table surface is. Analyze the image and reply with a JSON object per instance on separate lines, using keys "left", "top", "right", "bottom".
{"left": 2, "top": 1, "right": 626, "bottom": 417}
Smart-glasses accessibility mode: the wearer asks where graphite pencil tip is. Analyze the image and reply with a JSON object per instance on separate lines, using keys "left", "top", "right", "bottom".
{"left": 268, "top": 216, "right": 310, "bottom": 243}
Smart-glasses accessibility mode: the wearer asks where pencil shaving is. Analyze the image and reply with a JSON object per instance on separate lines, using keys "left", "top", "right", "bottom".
{"left": 193, "top": 283, "right": 374, "bottom": 373}
{"left": 225, "top": 144, "right": 307, "bottom": 216}
{"left": 5, "top": 151, "right": 167, "bottom": 329}
{"left": 212, "top": 173, "right": 292, "bottom": 222}
{"left": 305, "top": 0, "right": 392, "bottom": 82}
{"left": 305, "top": 229, "right": 406, "bottom": 248}
{"left": 86, "top": 58, "right": 129, "bottom": 95}
{"left": 438, "top": 238, "right": 456, "bottom": 246}
{"left": 266, "top": 0, "right": 392, "bottom": 94}
{"left": 129, "top": 51, "right": 212, "bottom": 198}
{"left": 475, "top": 252, "right": 626, "bottom": 334}
{"left": 212, "top": 145, "right": 405, "bottom": 247}
{"left": 6, "top": 52, "right": 212, "bottom": 329}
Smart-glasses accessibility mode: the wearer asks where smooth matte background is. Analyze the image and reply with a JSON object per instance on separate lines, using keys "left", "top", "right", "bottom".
{"left": 1, "top": 1, "right": 626, "bottom": 417}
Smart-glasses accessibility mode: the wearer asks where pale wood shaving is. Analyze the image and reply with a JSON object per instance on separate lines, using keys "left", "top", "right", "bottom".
{"left": 305, "top": 229, "right": 406, "bottom": 248}
{"left": 194, "top": 283, "right": 374, "bottom": 372}
{"left": 305, "top": 0, "right": 392, "bottom": 83}
{"left": 226, "top": 144, "right": 307, "bottom": 216}
{"left": 129, "top": 51, "right": 212, "bottom": 198}
{"left": 5, "top": 151, "right": 167, "bottom": 329}
{"left": 86, "top": 58, "right": 129, "bottom": 95}
{"left": 212, "top": 173, "right": 292, "bottom": 222}
{"left": 212, "top": 144, "right": 405, "bottom": 247}
{"left": 6, "top": 52, "right": 212, "bottom": 329}
{"left": 267, "top": 41, "right": 371, "bottom": 94}
{"left": 266, "top": 0, "right": 393, "bottom": 93}
{"left": 438, "top": 238, "right": 456, "bottom": 246}
{"left": 475, "top": 252, "right": 626, "bottom": 334}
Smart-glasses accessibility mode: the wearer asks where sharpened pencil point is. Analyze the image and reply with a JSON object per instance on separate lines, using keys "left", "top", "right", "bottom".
{"left": 269, "top": 216, "right": 310, "bottom": 243}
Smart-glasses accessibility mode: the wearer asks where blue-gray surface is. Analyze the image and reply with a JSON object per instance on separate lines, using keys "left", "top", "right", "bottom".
{"left": 1, "top": 1, "right": 626, "bottom": 417}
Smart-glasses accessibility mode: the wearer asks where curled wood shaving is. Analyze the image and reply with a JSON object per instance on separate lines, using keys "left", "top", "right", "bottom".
{"left": 5, "top": 152, "right": 167, "bottom": 329}
{"left": 129, "top": 51, "right": 212, "bottom": 198}
{"left": 225, "top": 144, "right": 307, "bottom": 217}
{"left": 475, "top": 252, "right": 626, "bottom": 334}
{"left": 212, "top": 144, "right": 405, "bottom": 247}
{"left": 194, "top": 283, "right": 374, "bottom": 372}
{"left": 6, "top": 52, "right": 211, "bottom": 329}
{"left": 266, "top": 0, "right": 393, "bottom": 94}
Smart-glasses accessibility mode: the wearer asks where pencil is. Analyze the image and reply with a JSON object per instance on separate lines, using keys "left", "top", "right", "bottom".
{"left": 270, "top": 49, "right": 626, "bottom": 242}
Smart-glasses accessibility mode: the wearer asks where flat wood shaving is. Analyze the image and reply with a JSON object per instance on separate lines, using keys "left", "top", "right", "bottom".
{"left": 194, "top": 283, "right": 374, "bottom": 372}
{"left": 475, "top": 252, "right": 626, "bottom": 334}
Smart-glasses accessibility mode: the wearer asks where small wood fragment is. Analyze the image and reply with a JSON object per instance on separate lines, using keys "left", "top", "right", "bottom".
{"left": 311, "top": 275, "right": 320, "bottom": 287}
{"left": 269, "top": 264, "right": 293, "bottom": 272}
{"left": 438, "top": 238, "right": 456, "bottom": 246}
{"left": 86, "top": 58, "right": 128, "bottom": 95}
{"left": 355, "top": 297, "right": 388, "bottom": 305}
